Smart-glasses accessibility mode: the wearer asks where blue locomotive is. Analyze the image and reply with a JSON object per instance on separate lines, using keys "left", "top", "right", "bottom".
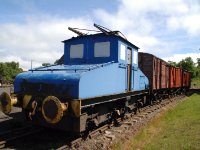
{"left": 0, "top": 24, "right": 150, "bottom": 132}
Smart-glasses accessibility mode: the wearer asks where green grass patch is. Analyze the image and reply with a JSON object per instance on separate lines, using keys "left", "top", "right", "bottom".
{"left": 114, "top": 94, "right": 200, "bottom": 150}
{"left": 191, "top": 77, "right": 200, "bottom": 88}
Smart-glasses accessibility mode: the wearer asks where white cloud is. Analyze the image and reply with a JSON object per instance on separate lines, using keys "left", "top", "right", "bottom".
{"left": 167, "top": 14, "right": 200, "bottom": 36}
{"left": 0, "top": 16, "right": 92, "bottom": 70}
{"left": 163, "top": 52, "right": 200, "bottom": 63}
{"left": 126, "top": 34, "right": 160, "bottom": 50}
{"left": 182, "top": 14, "right": 200, "bottom": 36}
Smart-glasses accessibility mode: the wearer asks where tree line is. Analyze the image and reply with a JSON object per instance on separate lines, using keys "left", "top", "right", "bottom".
{"left": 168, "top": 57, "right": 200, "bottom": 78}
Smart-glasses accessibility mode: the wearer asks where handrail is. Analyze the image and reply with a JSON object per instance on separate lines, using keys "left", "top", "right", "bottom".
{"left": 29, "top": 61, "right": 115, "bottom": 73}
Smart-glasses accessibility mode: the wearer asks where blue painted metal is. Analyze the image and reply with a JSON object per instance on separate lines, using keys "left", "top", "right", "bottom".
{"left": 79, "top": 63, "right": 126, "bottom": 98}
{"left": 132, "top": 67, "right": 149, "bottom": 91}
{"left": 14, "top": 33, "right": 149, "bottom": 99}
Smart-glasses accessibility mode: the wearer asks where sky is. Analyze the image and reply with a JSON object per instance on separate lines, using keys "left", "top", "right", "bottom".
{"left": 0, "top": 0, "right": 199, "bottom": 70}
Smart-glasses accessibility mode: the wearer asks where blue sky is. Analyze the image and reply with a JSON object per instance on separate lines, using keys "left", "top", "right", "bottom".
{"left": 0, "top": 0, "right": 199, "bottom": 69}
{"left": 0, "top": 0, "right": 118, "bottom": 23}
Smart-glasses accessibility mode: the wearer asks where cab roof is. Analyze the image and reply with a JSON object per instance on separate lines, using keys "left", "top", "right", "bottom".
{"left": 62, "top": 33, "right": 139, "bottom": 50}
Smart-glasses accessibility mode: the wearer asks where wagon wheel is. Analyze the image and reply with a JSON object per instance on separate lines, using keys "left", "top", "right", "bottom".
{"left": 134, "top": 102, "right": 141, "bottom": 115}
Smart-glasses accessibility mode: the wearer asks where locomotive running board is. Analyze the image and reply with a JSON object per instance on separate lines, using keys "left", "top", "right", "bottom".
{"left": 80, "top": 90, "right": 148, "bottom": 108}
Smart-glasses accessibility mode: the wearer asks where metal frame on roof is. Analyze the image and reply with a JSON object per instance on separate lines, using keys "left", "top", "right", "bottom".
{"left": 63, "top": 23, "right": 139, "bottom": 50}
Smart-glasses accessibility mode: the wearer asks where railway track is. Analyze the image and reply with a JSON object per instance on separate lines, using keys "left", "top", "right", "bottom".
{"left": 0, "top": 124, "right": 43, "bottom": 149}
{"left": 56, "top": 94, "right": 186, "bottom": 150}
{"left": 190, "top": 88, "right": 200, "bottom": 93}
{"left": 0, "top": 94, "right": 186, "bottom": 149}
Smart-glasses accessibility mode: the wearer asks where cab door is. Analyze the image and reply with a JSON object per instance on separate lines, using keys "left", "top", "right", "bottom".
{"left": 127, "top": 47, "right": 132, "bottom": 92}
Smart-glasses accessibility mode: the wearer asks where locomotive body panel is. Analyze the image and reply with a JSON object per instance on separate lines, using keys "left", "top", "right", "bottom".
{"left": 79, "top": 63, "right": 126, "bottom": 99}
{"left": 79, "top": 63, "right": 149, "bottom": 99}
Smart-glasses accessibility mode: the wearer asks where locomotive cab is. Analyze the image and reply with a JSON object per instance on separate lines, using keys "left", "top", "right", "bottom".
{"left": 63, "top": 32, "right": 148, "bottom": 90}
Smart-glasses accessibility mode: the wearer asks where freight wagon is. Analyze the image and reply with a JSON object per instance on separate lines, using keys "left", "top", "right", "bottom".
{"left": 139, "top": 52, "right": 191, "bottom": 100}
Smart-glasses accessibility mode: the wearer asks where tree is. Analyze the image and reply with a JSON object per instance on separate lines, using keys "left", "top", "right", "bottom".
{"left": 168, "top": 61, "right": 177, "bottom": 67}
{"left": 195, "top": 58, "right": 200, "bottom": 77}
{"left": 0, "top": 62, "right": 23, "bottom": 83}
{"left": 177, "top": 57, "right": 196, "bottom": 77}
{"left": 42, "top": 63, "right": 51, "bottom": 67}
{"left": 197, "top": 58, "right": 200, "bottom": 68}
{"left": 177, "top": 57, "right": 194, "bottom": 70}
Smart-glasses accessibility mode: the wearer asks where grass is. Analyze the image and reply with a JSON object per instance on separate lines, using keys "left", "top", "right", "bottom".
{"left": 191, "top": 77, "right": 200, "bottom": 88}
{"left": 113, "top": 93, "right": 200, "bottom": 150}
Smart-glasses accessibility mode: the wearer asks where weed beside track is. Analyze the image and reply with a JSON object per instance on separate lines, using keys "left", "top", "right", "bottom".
{"left": 120, "top": 93, "right": 200, "bottom": 150}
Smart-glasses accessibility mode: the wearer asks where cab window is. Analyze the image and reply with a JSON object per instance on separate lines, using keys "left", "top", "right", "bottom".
{"left": 70, "top": 44, "right": 84, "bottom": 59}
{"left": 94, "top": 42, "right": 110, "bottom": 57}
{"left": 120, "top": 44, "right": 126, "bottom": 60}
{"left": 133, "top": 50, "right": 138, "bottom": 64}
